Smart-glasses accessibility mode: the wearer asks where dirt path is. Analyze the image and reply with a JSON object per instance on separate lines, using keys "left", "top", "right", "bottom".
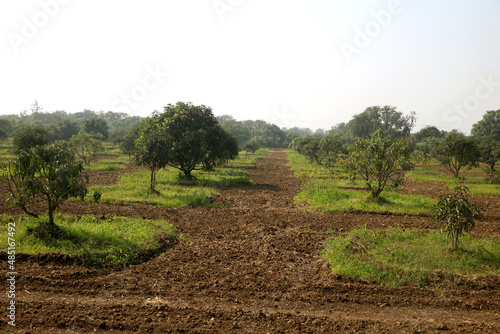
{"left": 2, "top": 151, "right": 499, "bottom": 333}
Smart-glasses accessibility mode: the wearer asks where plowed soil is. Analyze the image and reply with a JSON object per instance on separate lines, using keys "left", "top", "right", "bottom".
{"left": 1, "top": 150, "right": 499, "bottom": 333}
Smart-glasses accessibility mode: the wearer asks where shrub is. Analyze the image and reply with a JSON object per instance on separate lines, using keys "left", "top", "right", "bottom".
{"left": 432, "top": 185, "right": 483, "bottom": 250}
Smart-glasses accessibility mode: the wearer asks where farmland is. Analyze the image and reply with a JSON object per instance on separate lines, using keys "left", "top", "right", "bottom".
{"left": 0, "top": 148, "right": 499, "bottom": 333}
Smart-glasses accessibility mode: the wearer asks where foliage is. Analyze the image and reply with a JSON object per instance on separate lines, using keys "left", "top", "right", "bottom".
{"left": 69, "top": 132, "right": 105, "bottom": 164}
{"left": 346, "top": 130, "right": 415, "bottom": 198}
{"left": 291, "top": 134, "right": 346, "bottom": 168}
{"left": 11, "top": 124, "right": 50, "bottom": 153}
{"left": 432, "top": 131, "right": 480, "bottom": 177}
{"left": 135, "top": 102, "right": 239, "bottom": 181}
{"left": 347, "top": 105, "right": 416, "bottom": 139}
{"left": 54, "top": 119, "right": 79, "bottom": 141}
{"left": 203, "top": 127, "right": 239, "bottom": 170}
{"left": 0, "top": 118, "right": 12, "bottom": 141}
{"left": 81, "top": 117, "right": 109, "bottom": 140}
{"left": 412, "top": 125, "right": 446, "bottom": 142}
{"left": 241, "top": 139, "right": 261, "bottom": 154}
{"left": 432, "top": 185, "right": 483, "bottom": 250}
{"left": 476, "top": 137, "right": 500, "bottom": 171}
{"left": 1, "top": 144, "right": 88, "bottom": 229}
{"left": 471, "top": 109, "right": 499, "bottom": 141}
{"left": 118, "top": 125, "right": 140, "bottom": 157}
{"left": 133, "top": 114, "right": 170, "bottom": 190}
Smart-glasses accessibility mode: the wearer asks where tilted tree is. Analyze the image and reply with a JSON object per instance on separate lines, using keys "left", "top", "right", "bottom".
{"left": 1, "top": 144, "right": 88, "bottom": 230}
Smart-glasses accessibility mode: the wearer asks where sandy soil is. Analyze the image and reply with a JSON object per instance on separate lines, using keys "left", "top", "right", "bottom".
{"left": 1, "top": 150, "right": 499, "bottom": 333}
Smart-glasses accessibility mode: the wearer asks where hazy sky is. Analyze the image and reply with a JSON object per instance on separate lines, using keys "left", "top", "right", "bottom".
{"left": 2, "top": 0, "right": 500, "bottom": 133}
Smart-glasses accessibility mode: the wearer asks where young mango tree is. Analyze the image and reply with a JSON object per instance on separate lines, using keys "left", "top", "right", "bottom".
{"left": 432, "top": 131, "right": 480, "bottom": 177}
{"left": 432, "top": 185, "right": 483, "bottom": 250}
{"left": 132, "top": 113, "right": 170, "bottom": 191}
{"left": 69, "top": 132, "right": 105, "bottom": 164}
{"left": 347, "top": 130, "right": 415, "bottom": 198}
{"left": 1, "top": 144, "right": 88, "bottom": 230}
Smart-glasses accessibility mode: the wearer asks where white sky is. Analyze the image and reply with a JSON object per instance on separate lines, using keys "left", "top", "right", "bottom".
{"left": 1, "top": 0, "right": 500, "bottom": 133}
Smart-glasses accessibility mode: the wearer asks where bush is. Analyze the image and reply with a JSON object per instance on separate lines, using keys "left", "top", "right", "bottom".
{"left": 432, "top": 185, "right": 483, "bottom": 250}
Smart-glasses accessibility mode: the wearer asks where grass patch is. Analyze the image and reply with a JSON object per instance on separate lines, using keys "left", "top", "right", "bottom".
{"left": 88, "top": 166, "right": 251, "bottom": 208}
{"left": 0, "top": 214, "right": 179, "bottom": 267}
{"left": 454, "top": 183, "right": 500, "bottom": 196}
{"left": 323, "top": 227, "right": 500, "bottom": 289}
{"left": 288, "top": 151, "right": 435, "bottom": 216}
{"left": 85, "top": 162, "right": 127, "bottom": 171}
{"left": 407, "top": 166, "right": 499, "bottom": 196}
{"left": 296, "top": 179, "right": 435, "bottom": 215}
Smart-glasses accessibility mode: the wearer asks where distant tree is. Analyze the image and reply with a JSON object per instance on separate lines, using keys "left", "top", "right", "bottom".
{"left": 0, "top": 119, "right": 12, "bottom": 141}
{"left": 432, "top": 132, "right": 480, "bottom": 177}
{"left": 56, "top": 119, "right": 79, "bottom": 141}
{"left": 217, "top": 115, "right": 252, "bottom": 147}
{"left": 476, "top": 138, "right": 500, "bottom": 170}
{"left": 12, "top": 124, "right": 50, "bottom": 153}
{"left": 118, "top": 126, "right": 140, "bottom": 158}
{"left": 81, "top": 117, "right": 109, "bottom": 140}
{"left": 241, "top": 139, "right": 261, "bottom": 154}
{"left": 252, "top": 124, "right": 287, "bottom": 148}
{"left": 415, "top": 137, "right": 442, "bottom": 155}
{"left": 471, "top": 110, "right": 499, "bottom": 141}
{"left": 69, "top": 132, "right": 105, "bottom": 164}
{"left": 1, "top": 144, "right": 88, "bottom": 230}
{"left": 291, "top": 136, "right": 323, "bottom": 164}
{"left": 291, "top": 134, "right": 346, "bottom": 168}
{"left": 347, "top": 130, "right": 415, "bottom": 198}
{"left": 413, "top": 126, "right": 445, "bottom": 142}
{"left": 433, "top": 185, "right": 482, "bottom": 250}
{"left": 347, "top": 106, "right": 416, "bottom": 139}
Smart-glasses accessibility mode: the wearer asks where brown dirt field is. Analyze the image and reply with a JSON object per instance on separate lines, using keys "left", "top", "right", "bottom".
{"left": 1, "top": 150, "right": 499, "bottom": 333}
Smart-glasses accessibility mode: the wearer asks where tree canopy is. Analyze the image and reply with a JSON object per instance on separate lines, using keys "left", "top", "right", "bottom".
{"left": 346, "top": 105, "right": 416, "bottom": 139}
{"left": 133, "top": 102, "right": 239, "bottom": 188}
{"left": 471, "top": 110, "right": 499, "bottom": 141}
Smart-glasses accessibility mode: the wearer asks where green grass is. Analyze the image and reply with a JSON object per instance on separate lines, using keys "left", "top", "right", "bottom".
{"left": 288, "top": 151, "right": 436, "bottom": 215}
{"left": 0, "top": 214, "right": 179, "bottom": 267}
{"left": 85, "top": 162, "right": 127, "bottom": 171}
{"left": 464, "top": 183, "right": 500, "bottom": 196}
{"left": 296, "top": 179, "right": 435, "bottom": 215}
{"left": 230, "top": 149, "right": 269, "bottom": 168}
{"left": 407, "top": 166, "right": 499, "bottom": 196}
{"left": 88, "top": 166, "right": 251, "bottom": 208}
{"left": 323, "top": 227, "right": 500, "bottom": 288}
{"left": 97, "top": 156, "right": 131, "bottom": 164}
